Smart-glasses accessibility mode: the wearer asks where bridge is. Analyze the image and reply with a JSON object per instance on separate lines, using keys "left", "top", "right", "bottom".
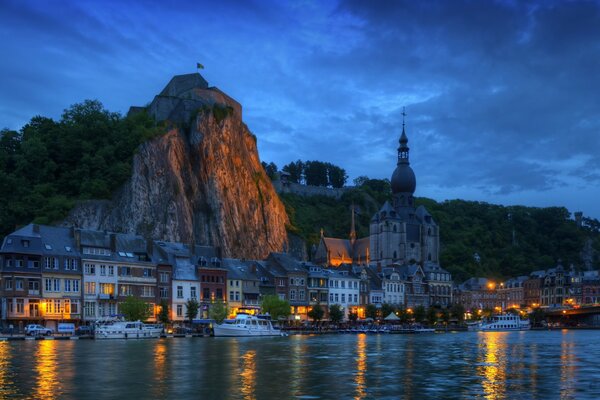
{"left": 545, "top": 305, "right": 600, "bottom": 327}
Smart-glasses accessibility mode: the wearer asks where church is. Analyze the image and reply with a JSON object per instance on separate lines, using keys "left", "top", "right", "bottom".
{"left": 314, "top": 117, "right": 453, "bottom": 306}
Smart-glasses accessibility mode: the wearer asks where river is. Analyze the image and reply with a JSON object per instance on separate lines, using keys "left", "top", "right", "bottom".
{"left": 0, "top": 330, "right": 598, "bottom": 399}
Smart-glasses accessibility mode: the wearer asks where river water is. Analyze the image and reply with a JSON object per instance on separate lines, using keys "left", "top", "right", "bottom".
{"left": 0, "top": 330, "right": 598, "bottom": 399}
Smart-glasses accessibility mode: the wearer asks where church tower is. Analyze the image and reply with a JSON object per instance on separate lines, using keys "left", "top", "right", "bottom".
{"left": 391, "top": 110, "right": 416, "bottom": 209}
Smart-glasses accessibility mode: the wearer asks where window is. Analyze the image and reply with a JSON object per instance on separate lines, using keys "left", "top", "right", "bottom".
{"left": 160, "top": 287, "right": 168, "bottom": 298}
{"left": 53, "top": 258, "right": 59, "bottom": 269}
{"left": 100, "top": 265, "right": 106, "bottom": 276}
{"left": 216, "top": 289, "right": 223, "bottom": 299}
{"left": 85, "top": 282, "right": 96, "bottom": 295}
{"left": 45, "top": 278, "right": 52, "bottom": 292}
{"left": 177, "top": 305, "right": 183, "bottom": 317}
{"left": 71, "top": 301, "right": 79, "bottom": 314}
{"left": 22, "top": 240, "right": 29, "bottom": 248}
{"left": 160, "top": 272, "right": 169, "bottom": 283}
{"left": 299, "top": 290, "right": 305, "bottom": 301}
{"left": 44, "top": 258, "right": 51, "bottom": 269}
{"left": 64, "top": 258, "right": 70, "bottom": 270}
{"left": 16, "top": 299, "right": 24, "bottom": 313}
{"left": 335, "top": 293, "right": 339, "bottom": 303}
{"left": 53, "top": 279, "right": 60, "bottom": 292}
{"left": 230, "top": 291, "right": 235, "bottom": 300}
{"left": 15, "top": 259, "right": 23, "bottom": 268}
{"left": 5, "top": 279, "right": 12, "bottom": 290}
{"left": 65, "top": 280, "right": 71, "bottom": 292}
{"left": 290, "top": 278, "right": 295, "bottom": 286}
{"left": 70, "top": 259, "right": 78, "bottom": 270}
{"left": 142, "top": 286, "right": 154, "bottom": 297}
{"left": 143, "top": 268, "right": 152, "bottom": 278}
{"left": 84, "top": 302, "right": 95, "bottom": 317}
{"left": 190, "top": 287, "right": 197, "bottom": 299}
{"left": 120, "top": 285, "right": 132, "bottom": 296}
{"left": 342, "top": 294, "right": 346, "bottom": 303}
{"left": 354, "top": 294, "right": 358, "bottom": 303}
{"left": 290, "top": 290, "right": 296, "bottom": 300}
{"left": 203, "top": 288, "right": 210, "bottom": 299}
{"left": 235, "top": 292, "right": 240, "bottom": 301}
{"left": 84, "top": 264, "right": 95, "bottom": 275}
{"left": 108, "top": 265, "right": 114, "bottom": 275}
{"left": 15, "top": 279, "right": 23, "bottom": 290}
{"left": 120, "top": 267, "right": 131, "bottom": 276}
{"left": 330, "top": 293, "right": 334, "bottom": 302}
{"left": 82, "top": 247, "right": 111, "bottom": 256}
{"left": 73, "top": 280, "right": 79, "bottom": 292}
{"left": 100, "top": 283, "right": 114, "bottom": 295}
{"left": 177, "top": 286, "right": 183, "bottom": 299}
{"left": 341, "top": 281, "right": 345, "bottom": 289}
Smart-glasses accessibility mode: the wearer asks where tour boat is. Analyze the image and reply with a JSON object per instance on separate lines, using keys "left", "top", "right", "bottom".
{"left": 471, "top": 314, "right": 530, "bottom": 332}
{"left": 213, "top": 314, "right": 287, "bottom": 337}
{"left": 94, "top": 320, "right": 163, "bottom": 339}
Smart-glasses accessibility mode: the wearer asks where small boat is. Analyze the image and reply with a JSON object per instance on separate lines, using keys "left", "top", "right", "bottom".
{"left": 213, "top": 314, "right": 287, "bottom": 337}
{"left": 472, "top": 314, "right": 530, "bottom": 332}
{"left": 94, "top": 320, "right": 163, "bottom": 339}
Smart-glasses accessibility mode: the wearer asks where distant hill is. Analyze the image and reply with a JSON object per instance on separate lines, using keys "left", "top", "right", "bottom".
{"left": 279, "top": 181, "right": 600, "bottom": 282}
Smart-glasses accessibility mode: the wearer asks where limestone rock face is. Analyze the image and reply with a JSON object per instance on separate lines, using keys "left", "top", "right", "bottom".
{"left": 65, "top": 74, "right": 289, "bottom": 259}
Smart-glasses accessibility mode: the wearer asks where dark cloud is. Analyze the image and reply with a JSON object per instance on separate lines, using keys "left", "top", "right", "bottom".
{"left": 1, "top": 0, "right": 599, "bottom": 217}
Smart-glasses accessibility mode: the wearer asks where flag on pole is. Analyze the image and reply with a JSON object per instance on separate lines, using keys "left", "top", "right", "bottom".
{"left": 196, "top": 62, "right": 204, "bottom": 70}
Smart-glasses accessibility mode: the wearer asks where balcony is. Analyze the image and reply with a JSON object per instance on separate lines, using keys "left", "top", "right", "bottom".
{"left": 28, "top": 290, "right": 40, "bottom": 296}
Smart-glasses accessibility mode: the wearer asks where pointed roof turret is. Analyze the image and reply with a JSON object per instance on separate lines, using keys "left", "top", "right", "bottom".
{"left": 391, "top": 107, "right": 416, "bottom": 196}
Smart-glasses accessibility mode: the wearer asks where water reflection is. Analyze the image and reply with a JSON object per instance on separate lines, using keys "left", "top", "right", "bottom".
{"left": 34, "top": 340, "right": 60, "bottom": 399}
{"left": 152, "top": 341, "right": 168, "bottom": 397}
{"left": 240, "top": 350, "right": 257, "bottom": 400}
{"left": 477, "top": 332, "right": 508, "bottom": 399}
{"left": 402, "top": 337, "right": 415, "bottom": 398}
{"left": 0, "top": 342, "right": 18, "bottom": 397}
{"left": 560, "top": 331, "right": 576, "bottom": 398}
{"left": 354, "top": 334, "right": 367, "bottom": 399}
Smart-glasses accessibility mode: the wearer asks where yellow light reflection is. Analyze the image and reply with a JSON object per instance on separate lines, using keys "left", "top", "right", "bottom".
{"left": 354, "top": 334, "right": 367, "bottom": 399}
{"left": 240, "top": 350, "right": 256, "bottom": 400}
{"left": 153, "top": 340, "right": 168, "bottom": 396}
{"left": 0, "top": 342, "right": 18, "bottom": 397}
{"left": 560, "top": 331, "right": 576, "bottom": 397}
{"left": 477, "top": 332, "right": 507, "bottom": 399}
{"left": 34, "top": 340, "right": 59, "bottom": 399}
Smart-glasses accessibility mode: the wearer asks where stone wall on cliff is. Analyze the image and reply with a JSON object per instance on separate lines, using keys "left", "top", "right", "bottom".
{"left": 64, "top": 73, "right": 289, "bottom": 259}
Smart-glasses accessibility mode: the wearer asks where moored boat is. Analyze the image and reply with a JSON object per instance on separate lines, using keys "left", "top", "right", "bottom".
{"left": 213, "top": 314, "right": 287, "bottom": 337}
{"left": 94, "top": 320, "right": 163, "bottom": 339}
{"left": 472, "top": 314, "right": 530, "bottom": 332}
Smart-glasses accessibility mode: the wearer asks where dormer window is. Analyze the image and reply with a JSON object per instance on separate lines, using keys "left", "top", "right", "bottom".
{"left": 44, "top": 244, "right": 52, "bottom": 250}
{"left": 22, "top": 240, "right": 29, "bottom": 248}
{"left": 199, "top": 257, "right": 207, "bottom": 267}
{"left": 65, "top": 246, "right": 72, "bottom": 252}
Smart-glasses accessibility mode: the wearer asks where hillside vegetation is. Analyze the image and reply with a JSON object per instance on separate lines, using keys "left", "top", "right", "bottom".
{"left": 280, "top": 179, "right": 600, "bottom": 282}
{"left": 0, "top": 100, "right": 164, "bottom": 237}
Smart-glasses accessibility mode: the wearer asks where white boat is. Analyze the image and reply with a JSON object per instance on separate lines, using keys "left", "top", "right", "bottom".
{"left": 472, "top": 314, "right": 530, "bottom": 332}
{"left": 213, "top": 314, "right": 287, "bottom": 337}
{"left": 94, "top": 320, "right": 163, "bottom": 339}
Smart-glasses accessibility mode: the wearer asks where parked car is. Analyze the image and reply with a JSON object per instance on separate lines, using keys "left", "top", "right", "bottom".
{"left": 75, "top": 326, "right": 93, "bottom": 336}
{"left": 25, "top": 324, "right": 53, "bottom": 336}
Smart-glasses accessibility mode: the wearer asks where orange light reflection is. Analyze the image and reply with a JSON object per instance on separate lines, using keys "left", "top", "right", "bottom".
{"left": 354, "top": 334, "right": 367, "bottom": 399}
{"left": 477, "top": 332, "right": 508, "bottom": 399}
{"left": 34, "top": 340, "right": 60, "bottom": 399}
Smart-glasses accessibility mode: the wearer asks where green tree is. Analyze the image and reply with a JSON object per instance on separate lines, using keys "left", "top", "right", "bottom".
{"left": 441, "top": 308, "right": 450, "bottom": 325}
{"left": 260, "top": 295, "right": 291, "bottom": 321}
{"left": 529, "top": 308, "right": 546, "bottom": 327}
{"left": 158, "top": 299, "right": 170, "bottom": 325}
{"left": 348, "top": 312, "right": 359, "bottom": 323}
{"left": 380, "top": 303, "right": 395, "bottom": 319}
{"left": 365, "top": 304, "right": 378, "bottom": 320}
{"left": 185, "top": 299, "right": 200, "bottom": 325}
{"left": 307, "top": 304, "right": 325, "bottom": 323}
{"left": 261, "top": 161, "right": 278, "bottom": 180}
{"left": 329, "top": 304, "right": 344, "bottom": 324}
{"left": 304, "top": 161, "right": 328, "bottom": 186}
{"left": 450, "top": 304, "right": 465, "bottom": 323}
{"left": 427, "top": 307, "right": 438, "bottom": 326}
{"left": 120, "top": 296, "right": 152, "bottom": 322}
{"left": 327, "top": 163, "right": 347, "bottom": 188}
{"left": 282, "top": 160, "right": 304, "bottom": 184}
{"left": 413, "top": 305, "right": 426, "bottom": 323}
{"left": 209, "top": 301, "right": 228, "bottom": 324}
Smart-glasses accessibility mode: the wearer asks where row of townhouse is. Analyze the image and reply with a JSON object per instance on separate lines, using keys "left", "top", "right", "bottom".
{"left": 455, "top": 263, "right": 600, "bottom": 311}
{"left": 0, "top": 224, "right": 455, "bottom": 328}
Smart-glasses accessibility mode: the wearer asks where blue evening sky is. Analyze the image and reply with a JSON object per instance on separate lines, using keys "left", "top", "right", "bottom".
{"left": 1, "top": 0, "right": 599, "bottom": 218}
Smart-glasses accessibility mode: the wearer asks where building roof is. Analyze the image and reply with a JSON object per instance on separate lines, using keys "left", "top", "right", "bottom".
{"left": 1, "top": 224, "right": 79, "bottom": 257}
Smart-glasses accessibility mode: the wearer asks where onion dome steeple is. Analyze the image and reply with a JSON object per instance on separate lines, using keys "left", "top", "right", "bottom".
{"left": 391, "top": 108, "right": 416, "bottom": 206}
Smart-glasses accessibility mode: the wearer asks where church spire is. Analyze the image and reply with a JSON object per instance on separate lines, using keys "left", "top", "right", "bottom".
{"left": 398, "top": 107, "right": 410, "bottom": 165}
{"left": 349, "top": 204, "right": 357, "bottom": 245}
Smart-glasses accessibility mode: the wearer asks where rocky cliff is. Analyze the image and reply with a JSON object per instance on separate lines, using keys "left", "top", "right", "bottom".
{"left": 64, "top": 73, "right": 289, "bottom": 259}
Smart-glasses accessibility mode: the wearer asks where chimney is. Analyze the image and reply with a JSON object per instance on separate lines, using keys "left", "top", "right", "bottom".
{"left": 146, "top": 239, "right": 154, "bottom": 258}
{"left": 74, "top": 229, "right": 81, "bottom": 249}
{"left": 32, "top": 224, "right": 40, "bottom": 234}
{"left": 110, "top": 233, "right": 116, "bottom": 252}
{"left": 251, "top": 263, "right": 257, "bottom": 274}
